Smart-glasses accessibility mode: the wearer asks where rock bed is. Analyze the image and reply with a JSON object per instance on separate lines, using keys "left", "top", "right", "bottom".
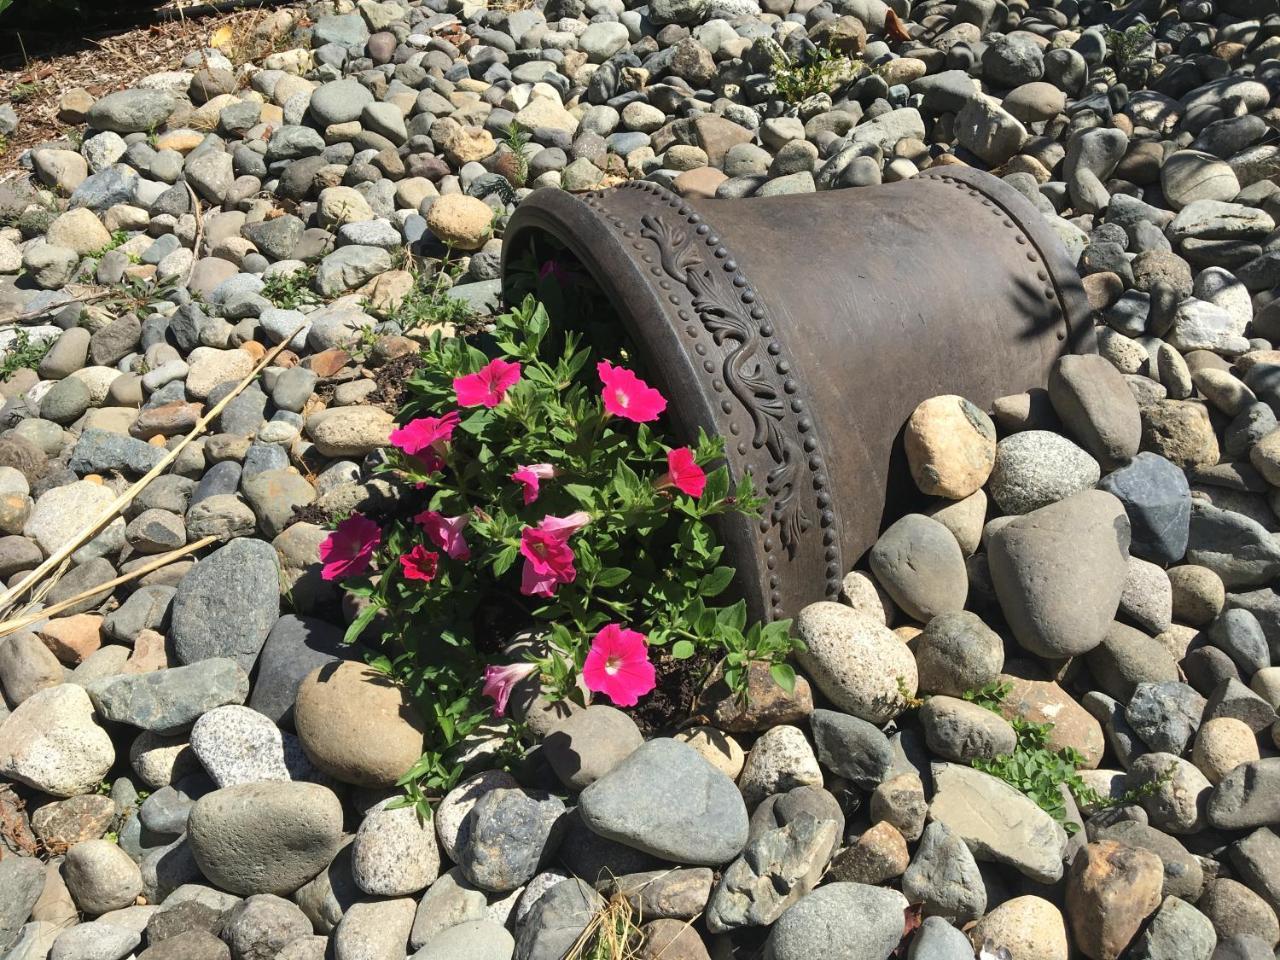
{"left": 1, "top": 0, "right": 1280, "bottom": 959}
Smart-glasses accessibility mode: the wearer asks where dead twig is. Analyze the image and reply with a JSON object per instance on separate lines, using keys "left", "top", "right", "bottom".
{"left": 0, "top": 321, "right": 306, "bottom": 617}
{"left": 0, "top": 536, "right": 218, "bottom": 639}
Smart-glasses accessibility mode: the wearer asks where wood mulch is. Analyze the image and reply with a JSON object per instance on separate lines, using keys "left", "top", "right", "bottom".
{"left": 0, "top": 2, "right": 305, "bottom": 178}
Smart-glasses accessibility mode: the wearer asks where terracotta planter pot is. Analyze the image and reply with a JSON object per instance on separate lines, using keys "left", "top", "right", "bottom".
{"left": 501, "top": 166, "right": 1093, "bottom": 622}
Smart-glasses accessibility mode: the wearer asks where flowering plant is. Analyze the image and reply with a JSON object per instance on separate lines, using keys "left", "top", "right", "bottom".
{"left": 324, "top": 297, "right": 803, "bottom": 805}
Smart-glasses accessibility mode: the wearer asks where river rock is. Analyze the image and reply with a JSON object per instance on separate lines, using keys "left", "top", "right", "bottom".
{"left": 187, "top": 781, "right": 343, "bottom": 895}
{"left": 794, "top": 602, "right": 916, "bottom": 723}
{"left": 988, "top": 490, "right": 1130, "bottom": 658}
{"left": 578, "top": 738, "right": 748, "bottom": 866}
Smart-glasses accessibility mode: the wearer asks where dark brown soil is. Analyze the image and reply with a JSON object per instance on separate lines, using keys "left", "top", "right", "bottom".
{"left": 626, "top": 650, "right": 716, "bottom": 737}
{"left": 367, "top": 354, "right": 425, "bottom": 413}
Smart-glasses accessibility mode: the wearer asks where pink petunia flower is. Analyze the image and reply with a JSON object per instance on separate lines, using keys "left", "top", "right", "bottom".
{"left": 512, "top": 463, "right": 555, "bottom": 506}
{"left": 414, "top": 510, "right": 471, "bottom": 561}
{"left": 538, "top": 258, "right": 576, "bottom": 284}
{"left": 597, "top": 360, "right": 667, "bottom": 423}
{"left": 482, "top": 661, "right": 538, "bottom": 717}
{"left": 582, "top": 623, "right": 657, "bottom": 707}
{"left": 660, "top": 447, "right": 706, "bottom": 498}
{"left": 319, "top": 514, "right": 382, "bottom": 581}
{"left": 454, "top": 358, "right": 522, "bottom": 409}
{"left": 389, "top": 411, "right": 461, "bottom": 459}
{"left": 518, "top": 511, "right": 591, "bottom": 597}
{"left": 399, "top": 545, "right": 439, "bottom": 582}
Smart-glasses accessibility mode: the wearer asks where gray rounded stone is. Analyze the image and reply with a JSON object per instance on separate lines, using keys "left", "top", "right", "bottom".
{"left": 352, "top": 803, "right": 440, "bottom": 897}
{"left": 578, "top": 738, "right": 749, "bottom": 866}
{"left": 988, "top": 490, "right": 1130, "bottom": 658}
{"left": 764, "top": 882, "right": 909, "bottom": 960}
{"left": 868, "top": 514, "right": 967, "bottom": 622}
{"left": 458, "top": 788, "right": 566, "bottom": 894}
{"left": 170, "top": 538, "right": 280, "bottom": 670}
{"left": 411, "top": 920, "right": 514, "bottom": 960}
{"left": 187, "top": 781, "right": 343, "bottom": 896}
{"left": 913, "top": 611, "right": 1004, "bottom": 697}
{"left": 988, "top": 430, "right": 1101, "bottom": 514}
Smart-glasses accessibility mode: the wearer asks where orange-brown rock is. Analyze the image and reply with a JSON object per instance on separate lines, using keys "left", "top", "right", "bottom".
{"left": 697, "top": 660, "right": 813, "bottom": 733}
{"left": 39, "top": 615, "right": 103, "bottom": 665}
{"left": 1066, "top": 840, "right": 1163, "bottom": 960}
{"left": 999, "top": 664, "right": 1106, "bottom": 768}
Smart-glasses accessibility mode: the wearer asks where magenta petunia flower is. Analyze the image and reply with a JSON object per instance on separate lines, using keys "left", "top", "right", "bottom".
{"left": 389, "top": 411, "right": 460, "bottom": 458}
{"left": 414, "top": 510, "right": 471, "bottom": 561}
{"left": 597, "top": 360, "right": 667, "bottom": 423}
{"left": 454, "top": 358, "right": 522, "bottom": 409}
{"left": 512, "top": 463, "right": 555, "bottom": 506}
{"left": 319, "top": 514, "right": 382, "bottom": 581}
{"left": 482, "top": 661, "right": 538, "bottom": 717}
{"left": 661, "top": 447, "right": 706, "bottom": 498}
{"left": 582, "top": 623, "right": 657, "bottom": 707}
{"left": 399, "top": 544, "right": 440, "bottom": 582}
{"left": 538, "top": 258, "right": 576, "bottom": 284}
{"left": 518, "top": 511, "right": 591, "bottom": 597}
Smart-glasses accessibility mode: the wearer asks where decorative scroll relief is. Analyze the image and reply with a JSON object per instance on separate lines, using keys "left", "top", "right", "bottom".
{"left": 637, "top": 212, "right": 810, "bottom": 555}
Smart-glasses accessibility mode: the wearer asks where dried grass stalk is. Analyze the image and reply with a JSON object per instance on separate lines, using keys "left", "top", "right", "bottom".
{"left": 0, "top": 322, "right": 306, "bottom": 617}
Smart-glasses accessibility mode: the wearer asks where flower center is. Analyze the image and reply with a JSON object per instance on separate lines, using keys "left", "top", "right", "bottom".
{"left": 614, "top": 389, "right": 629, "bottom": 408}
{"left": 605, "top": 654, "right": 621, "bottom": 675}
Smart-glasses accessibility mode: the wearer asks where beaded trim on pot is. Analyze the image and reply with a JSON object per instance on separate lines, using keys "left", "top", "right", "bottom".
{"left": 582, "top": 180, "right": 845, "bottom": 620}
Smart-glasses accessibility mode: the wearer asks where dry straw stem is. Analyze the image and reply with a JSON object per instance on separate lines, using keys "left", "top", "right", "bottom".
{"left": 0, "top": 321, "right": 307, "bottom": 617}
{"left": 0, "top": 535, "right": 218, "bottom": 639}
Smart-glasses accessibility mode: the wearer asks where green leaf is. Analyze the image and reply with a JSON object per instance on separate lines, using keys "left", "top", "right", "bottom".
{"left": 343, "top": 602, "right": 381, "bottom": 646}
{"left": 697, "top": 567, "right": 735, "bottom": 598}
{"left": 671, "top": 639, "right": 696, "bottom": 660}
{"left": 770, "top": 663, "right": 796, "bottom": 693}
{"left": 595, "top": 567, "right": 630, "bottom": 588}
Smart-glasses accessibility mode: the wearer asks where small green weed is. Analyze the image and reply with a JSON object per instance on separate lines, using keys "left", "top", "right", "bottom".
{"left": 770, "top": 43, "right": 862, "bottom": 104}
{"left": 497, "top": 121, "right": 532, "bottom": 188}
{"left": 92, "top": 230, "right": 129, "bottom": 258}
{"left": 10, "top": 81, "right": 44, "bottom": 104}
{"left": 262, "top": 265, "right": 322, "bottom": 310}
{"left": 965, "top": 681, "right": 1171, "bottom": 834}
{"left": 1103, "top": 22, "right": 1155, "bottom": 84}
{"left": 389, "top": 261, "right": 476, "bottom": 335}
{"left": 0, "top": 330, "right": 53, "bottom": 382}
{"left": 667, "top": 598, "right": 803, "bottom": 699}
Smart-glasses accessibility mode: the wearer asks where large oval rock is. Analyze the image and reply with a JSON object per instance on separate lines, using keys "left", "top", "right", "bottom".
{"left": 187, "top": 781, "right": 344, "bottom": 896}
{"left": 1065, "top": 840, "right": 1163, "bottom": 960}
{"left": 763, "top": 882, "right": 908, "bottom": 960}
{"left": 988, "top": 490, "right": 1130, "bottom": 658}
{"left": 578, "top": 738, "right": 748, "bottom": 866}
{"left": 868, "top": 514, "right": 967, "bottom": 621}
{"left": 171, "top": 538, "right": 280, "bottom": 670}
{"left": 293, "top": 661, "right": 425, "bottom": 788}
{"left": 794, "top": 602, "right": 916, "bottom": 724}
{"left": 0, "top": 684, "right": 115, "bottom": 797}
{"left": 1097, "top": 452, "right": 1191, "bottom": 565}
{"left": 87, "top": 658, "right": 249, "bottom": 734}
{"left": 1049, "top": 354, "right": 1142, "bottom": 471}
{"left": 928, "top": 763, "right": 1068, "bottom": 884}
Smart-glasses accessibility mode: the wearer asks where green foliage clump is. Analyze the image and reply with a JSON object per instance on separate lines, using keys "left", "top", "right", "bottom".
{"left": 769, "top": 43, "right": 861, "bottom": 104}
{"left": 965, "top": 681, "right": 1169, "bottom": 834}
{"left": 1103, "top": 22, "right": 1155, "bottom": 85}
{"left": 0, "top": 330, "right": 53, "bottom": 382}
{"left": 390, "top": 267, "right": 476, "bottom": 335}
{"left": 261, "top": 265, "right": 321, "bottom": 310}
{"left": 336, "top": 296, "right": 802, "bottom": 814}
